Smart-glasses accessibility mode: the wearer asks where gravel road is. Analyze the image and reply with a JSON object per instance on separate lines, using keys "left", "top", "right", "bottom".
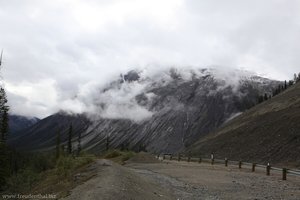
{"left": 62, "top": 157, "right": 300, "bottom": 200}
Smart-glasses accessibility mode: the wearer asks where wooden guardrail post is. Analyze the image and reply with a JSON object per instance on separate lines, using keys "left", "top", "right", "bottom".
{"left": 198, "top": 157, "right": 202, "bottom": 163}
{"left": 282, "top": 168, "right": 287, "bottom": 180}
{"left": 187, "top": 151, "right": 191, "bottom": 162}
{"left": 266, "top": 163, "right": 271, "bottom": 176}
{"left": 154, "top": 154, "right": 299, "bottom": 181}
{"left": 252, "top": 163, "right": 256, "bottom": 172}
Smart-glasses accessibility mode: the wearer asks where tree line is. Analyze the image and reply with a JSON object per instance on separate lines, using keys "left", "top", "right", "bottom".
{"left": 55, "top": 124, "right": 82, "bottom": 159}
{"left": 0, "top": 53, "right": 84, "bottom": 191}
{"left": 0, "top": 50, "right": 10, "bottom": 189}
{"left": 0, "top": 52, "right": 142, "bottom": 193}
{"left": 257, "top": 72, "right": 300, "bottom": 104}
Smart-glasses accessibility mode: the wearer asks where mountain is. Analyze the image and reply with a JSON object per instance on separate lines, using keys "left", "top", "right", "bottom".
{"left": 8, "top": 68, "right": 280, "bottom": 153}
{"left": 8, "top": 112, "right": 90, "bottom": 150}
{"left": 9, "top": 115, "right": 40, "bottom": 134}
{"left": 188, "top": 81, "right": 300, "bottom": 167}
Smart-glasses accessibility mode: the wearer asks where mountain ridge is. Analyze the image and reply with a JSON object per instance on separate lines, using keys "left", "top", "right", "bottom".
{"left": 9, "top": 114, "right": 40, "bottom": 134}
{"left": 8, "top": 68, "right": 280, "bottom": 153}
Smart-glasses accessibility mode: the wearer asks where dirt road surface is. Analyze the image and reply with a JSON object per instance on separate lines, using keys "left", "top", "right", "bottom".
{"left": 62, "top": 156, "right": 300, "bottom": 200}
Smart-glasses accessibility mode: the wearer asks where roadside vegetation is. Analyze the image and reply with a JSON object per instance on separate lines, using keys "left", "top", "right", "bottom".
{"left": 103, "top": 149, "right": 136, "bottom": 165}
{"left": 0, "top": 148, "right": 137, "bottom": 198}
{"left": 0, "top": 150, "right": 96, "bottom": 197}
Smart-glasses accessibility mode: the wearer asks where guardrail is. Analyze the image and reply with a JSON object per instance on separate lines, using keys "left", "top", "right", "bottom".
{"left": 156, "top": 154, "right": 300, "bottom": 181}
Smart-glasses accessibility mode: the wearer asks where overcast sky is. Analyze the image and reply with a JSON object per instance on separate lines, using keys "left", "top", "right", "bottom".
{"left": 0, "top": 0, "right": 300, "bottom": 118}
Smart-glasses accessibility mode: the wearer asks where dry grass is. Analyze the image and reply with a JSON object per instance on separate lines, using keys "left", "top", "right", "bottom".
{"left": 34, "top": 155, "right": 96, "bottom": 198}
{"left": 103, "top": 149, "right": 136, "bottom": 165}
{"left": 3, "top": 154, "right": 96, "bottom": 199}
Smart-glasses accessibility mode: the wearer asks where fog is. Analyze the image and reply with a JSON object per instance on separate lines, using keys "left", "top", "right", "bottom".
{"left": 43, "top": 67, "right": 263, "bottom": 122}
{"left": 1, "top": 0, "right": 299, "bottom": 118}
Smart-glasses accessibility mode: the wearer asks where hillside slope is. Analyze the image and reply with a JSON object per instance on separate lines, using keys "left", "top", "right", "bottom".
{"left": 9, "top": 115, "right": 40, "bottom": 134}
{"left": 8, "top": 113, "right": 90, "bottom": 150}
{"left": 189, "top": 82, "right": 300, "bottom": 167}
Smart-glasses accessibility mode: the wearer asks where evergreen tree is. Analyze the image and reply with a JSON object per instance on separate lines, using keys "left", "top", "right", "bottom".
{"left": 106, "top": 135, "right": 109, "bottom": 151}
{"left": 56, "top": 132, "right": 61, "bottom": 159}
{"left": 0, "top": 88, "right": 9, "bottom": 143}
{"left": 284, "top": 80, "right": 287, "bottom": 89}
{"left": 0, "top": 142, "right": 9, "bottom": 190}
{"left": 0, "top": 50, "right": 10, "bottom": 190}
{"left": 278, "top": 85, "right": 282, "bottom": 93}
{"left": 258, "top": 95, "right": 264, "bottom": 103}
{"left": 264, "top": 93, "right": 268, "bottom": 101}
{"left": 77, "top": 131, "right": 81, "bottom": 156}
{"left": 67, "top": 124, "right": 73, "bottom": 155}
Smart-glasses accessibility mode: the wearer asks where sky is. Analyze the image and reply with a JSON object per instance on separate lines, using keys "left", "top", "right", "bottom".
{"left": 0, "top": 0, "right": 300, "bottom": 118}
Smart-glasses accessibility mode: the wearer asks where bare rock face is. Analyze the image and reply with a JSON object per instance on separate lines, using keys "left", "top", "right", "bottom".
{"left": 8, "top": 68, "right": 280, "bottom": 153}
{"left": 123, "top": 70, "right": 140, "bottom": 82}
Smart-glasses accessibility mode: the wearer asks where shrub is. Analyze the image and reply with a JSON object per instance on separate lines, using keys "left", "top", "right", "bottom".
{"left": 0, "top": 143, "right": 9, "bottom": 191}
{"left": 55, "top": 155, "right": 95, "bottom": 178}
{"left": 121, "top": 151, "right": 135, "bottom": 162}
{"left": 104, "top": 150, "right": 122, "bottom": 158}
{"left": 7, "top": 168, "right": 40, "bottom": 192}
{"left": 55, "top": 156, "right": 74, "bottom": 178}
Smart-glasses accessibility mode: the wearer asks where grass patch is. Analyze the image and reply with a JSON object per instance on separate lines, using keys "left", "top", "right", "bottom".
{"left": 2, "top": 150, "right": 134, "bottom": 197}
{"left": 55, "top": 155, "right": 94, "bottom": 178}
{"left": 104, "top": 150, "right": 122, "bottom": 159}
{"left": 2, "top": 153, "right": 96, "bottom": 198}
{"left": 103, "top": 150, "right": 135, "bottom": 164}
{"left": 31, "top": 155, "right": 96, "bottom": 198}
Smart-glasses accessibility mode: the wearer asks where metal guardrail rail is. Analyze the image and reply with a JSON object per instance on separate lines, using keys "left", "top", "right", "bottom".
{"left": 157, "top": 154, "right": 300, "bottom": 181}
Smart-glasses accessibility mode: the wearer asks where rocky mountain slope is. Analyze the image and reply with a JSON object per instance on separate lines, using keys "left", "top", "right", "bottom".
{"left": 8, "top": 68, "right": 280, "bottom": 153}
{"left": 188, "top": 81, "right": 300, "bottom": 167}
{"left": 9, "top": 115, "right": 40, "bottom": 134}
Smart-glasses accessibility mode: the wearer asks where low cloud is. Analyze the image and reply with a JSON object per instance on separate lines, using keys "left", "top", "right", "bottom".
{"left": 2, "top": 0, "right": 300, "bottom": 118}
{"left": 7, "top": 66, "right": 276, "bottom": 120}
{"left": 84, "top": 80, "right": 155, "bottom": 122}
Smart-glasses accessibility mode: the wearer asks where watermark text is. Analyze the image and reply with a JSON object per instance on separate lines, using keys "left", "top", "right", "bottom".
{"left": 2, "top": 194, "right": 56, "bottom": 199}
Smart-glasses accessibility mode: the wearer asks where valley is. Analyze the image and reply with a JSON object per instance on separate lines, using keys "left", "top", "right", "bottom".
{"left": 3, "top": 69, "right": 300, "bottom": 199}
{"left": 2, "top": 1, "right": 300, "bottom": 199}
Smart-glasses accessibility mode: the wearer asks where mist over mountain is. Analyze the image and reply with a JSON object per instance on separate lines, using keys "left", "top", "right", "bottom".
{"left": 9, "top": 115, "right": 40, "bottom": 134}
{"left": 9, "top": 67, "right": 280, "bottom": 153}
{"left": 55, "top": 67, "right": 279, "bottom": 122}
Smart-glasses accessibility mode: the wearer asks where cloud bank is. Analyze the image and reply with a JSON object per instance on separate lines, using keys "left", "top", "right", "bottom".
{"left": 0, "top": 0, "right": 299, "bottom": 118}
